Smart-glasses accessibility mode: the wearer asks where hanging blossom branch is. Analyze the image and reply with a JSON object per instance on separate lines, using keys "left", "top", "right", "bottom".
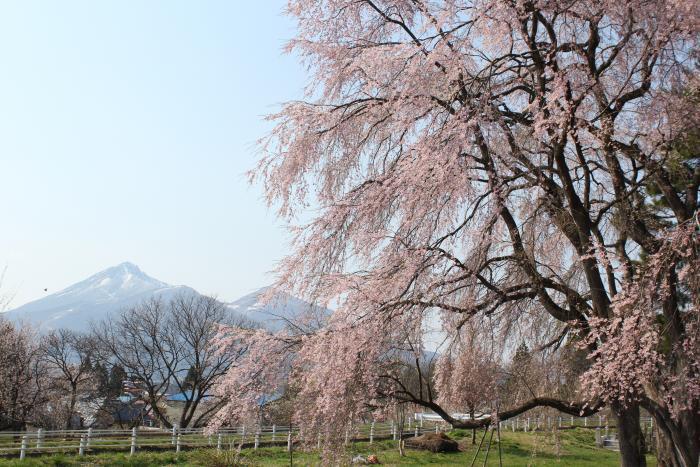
{"left": 214, "top": 0, "right": 699, "bottom": 464}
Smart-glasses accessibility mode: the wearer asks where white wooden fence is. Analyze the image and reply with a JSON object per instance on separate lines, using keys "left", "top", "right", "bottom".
{"left": 0, "top": 415, "right": 655, "bottom": 459}
{"left": 0, "top": 421, "right": 447, "bottom": 459}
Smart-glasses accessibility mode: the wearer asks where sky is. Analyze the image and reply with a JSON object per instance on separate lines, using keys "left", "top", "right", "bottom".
{"left": 0, "top": 0, "right": 306, "bottom": 307}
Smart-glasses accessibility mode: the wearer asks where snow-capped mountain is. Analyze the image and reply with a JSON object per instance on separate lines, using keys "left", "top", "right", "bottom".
{"left": 2, "top": 263, "right": 328, "bottom": 333}
{"left": 2, "top": 262, "right": 197, "bottom": 332}
{"left": 227, "top": 287, "right": 330, "bottom": 332}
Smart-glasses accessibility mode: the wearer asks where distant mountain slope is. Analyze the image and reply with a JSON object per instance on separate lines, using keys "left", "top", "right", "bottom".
{"left": 227, "top": 287, "right": 330, "bottom": 332}
{"left": 2, "top": 262, "right": 197, "bottom": 332}
{"left": 2, "top": 263, "right": 328, "bottom": 333}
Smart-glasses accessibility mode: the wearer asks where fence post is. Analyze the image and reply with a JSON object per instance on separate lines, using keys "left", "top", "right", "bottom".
{"left": 87, "top": 427, "right": 92, "bottom": 449}
{"left": 370, "top": 422, "right": 375, "bottom": 444}
{"left": 595, "top": 428, "right": 602, "bottom": 447}
{"left": 79, "top": 435, "right": 86, "bottom": 456}
{"left": 526, "top": 418, "right": 530, "bottom": 432}
{"left": 317, "top": 433, "right": 321, "bottom": 450}
{"left": 171, "top": 424, "right": 177, "bottom": 445}
{"left": 36, "top": 428, "right": 43, "bottom": 449}
{"left": 272, "top": 424, "right": 277, "bottom": 441}
{"left": 130, "top": 427, "right": 137, "bottom": 456}
{"left": 571, "top": 416, "right": 574, "bottom": 427}
{"left": 176, "top": 433, "right": 182, "bottom": 453}
{"left": 255, "top": 432, "right": 260, "bottom": 450}
{"left": 558, "top": 417, "right": 562, "bottom": 428}
{"left": 217, "top": 433, "right": 222, "bottom": 451}
{"left": 414, "top": 426, "right": 418, "bottom": 437}
{"left": 287, "top": 431, "right": 292, "bottom": 452}
{"left": 20, "top": 435, "right": 27, "bottom": 460}
{"left": 242, "top": 426, "right": 247, "bottom": 442}
{"left": 420, "top": 414, "right": 423, "bottom": 428}
{"left": 408, "top": 417, "right": 412, "bottom": 430}
{"left": 584, "top": 417, "right": 588, "bottom": 427}
{"left": 391, "top": 421, "right": 396, "bottom": 441}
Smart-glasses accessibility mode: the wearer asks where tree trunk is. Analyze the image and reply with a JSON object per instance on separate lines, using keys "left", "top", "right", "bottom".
{"left": 67, "top": 383, "right": 78, "bottom": 430}
{"left": 614, "top": 402, "right": 646, "bottom": 467}
{"left": 653, "top": 410, "right": 700, "bottom": 467}
{"left": 470, "top": 406, "right": 476, "bottom": 444}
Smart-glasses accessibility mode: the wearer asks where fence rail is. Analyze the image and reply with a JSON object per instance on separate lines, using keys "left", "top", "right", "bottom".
{"left": 0, "top": 415, "right": 655, "bottom": 459}
{"left": 0, "top": 422, "right": 436, "bottom": 459}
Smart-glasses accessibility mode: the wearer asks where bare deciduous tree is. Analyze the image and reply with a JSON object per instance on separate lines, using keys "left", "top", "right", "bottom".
{"left": 93, "top": 294, "right": 248, "bottom": 428}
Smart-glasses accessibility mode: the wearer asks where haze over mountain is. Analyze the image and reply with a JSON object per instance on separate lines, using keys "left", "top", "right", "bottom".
{"left": 2, "top": 262, "right": 322, "bottom": 333}
{"left": 228, "top": 287, "right": 328, "bottom": 332}
{"left": 2, "top": 262, "right": 198, "bottom": 332}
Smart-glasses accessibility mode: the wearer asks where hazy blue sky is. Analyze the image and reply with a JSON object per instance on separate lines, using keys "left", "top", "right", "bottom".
{"left": 0, "top": 0, "right": 306, "bottom": 306}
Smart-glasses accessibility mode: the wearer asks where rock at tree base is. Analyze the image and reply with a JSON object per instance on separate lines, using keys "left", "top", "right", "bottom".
{"left": 352, "top": 454, "right": 380, "bottom": 464}
{"left": 404, "top": 433, "right": 459, "bottom": 453}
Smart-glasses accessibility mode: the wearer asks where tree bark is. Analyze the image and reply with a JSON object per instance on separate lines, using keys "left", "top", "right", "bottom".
{"left": 653, "top": 410, "right": 700, "bottom": 467}
{"left": 613, "top": 402, "right": 646, "bottom": 467}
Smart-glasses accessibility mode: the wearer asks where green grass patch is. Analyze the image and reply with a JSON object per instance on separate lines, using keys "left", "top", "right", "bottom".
{"left": 0, "top": 428, "right": 657, "bottom": 466}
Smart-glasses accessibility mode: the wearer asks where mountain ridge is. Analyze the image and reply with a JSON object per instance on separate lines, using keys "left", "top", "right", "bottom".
{"left": 2, "top": 262, "right": 322, "bottom": 333}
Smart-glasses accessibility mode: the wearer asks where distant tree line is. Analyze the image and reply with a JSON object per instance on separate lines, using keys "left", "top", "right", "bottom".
{"left": 0, "top": 294, "right": 251, "bottom": 431}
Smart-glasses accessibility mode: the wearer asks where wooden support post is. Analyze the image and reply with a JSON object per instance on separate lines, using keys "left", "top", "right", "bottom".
{"left": 171, "top": 425, "right": 177, "bottom": 445}
{"left": 272, "top": 424, "right": 276, "bottom": 441}
{"left": 87, "top": 427, "right": 92, "bottom": 449}
{"left": 36, "top": 428, "right": 43, "bottom": 449}
{"left": 20, "top": 435, "right": 27, "bottom": 460}
{"left": 79, "top": 435, "right": 86, "bottom": 456}
{"left": 176, "top": 433, "right": 182, "bottom": 453}
{"left": 130, "top": 427, "right": 137, "bottom": 456}
{"left": 217, "top": 433, "right": 222, "bottom": 451}
{"left": 435, "top": 424, "right": 439, "bottom": 434}
{"left": 370, "top": 422, "right": 375, "bottom": 444}
{"left": 414, "top": 426, "right": 418, "bottom": 437}
{"left": 595, "top": 428, "right": 602, "bottom": 447}
{"left": 255, "top": 432, "right": 260, "bottom": 450}
{"left": 287, "top": 431, "right": 292, "bottom": 451}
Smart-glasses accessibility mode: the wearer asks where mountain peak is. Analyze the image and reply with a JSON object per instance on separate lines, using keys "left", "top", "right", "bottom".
{"left": 65, "top": 262, "right": 168, "bottom": 296}
{"left": 2, "top": 263, "right": 188, "bottom": 332}
{"left": 114, "top": 261, "right": 143, "bottom": 274}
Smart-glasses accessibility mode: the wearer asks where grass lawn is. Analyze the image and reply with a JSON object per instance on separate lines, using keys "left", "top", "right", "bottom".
{"left": 0, "top": 428, "right": 656, "bottom": 466}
